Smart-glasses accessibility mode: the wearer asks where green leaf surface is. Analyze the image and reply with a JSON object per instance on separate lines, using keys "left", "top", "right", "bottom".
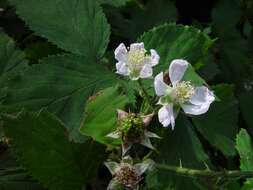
{"left": 10, "top": 0, "right": 110, "bottom": 58}
{"left": 80, "top": 87, "right": 128, "bottom": 145}
{"left": 138, "top": 23, "right": 214, "bottom": 74}
{"left": 3, "top": 110, "right": 105, "bottom": 190}
{"left": 0, "top": 167, "right": 45, "bottom": 190}
{"left": 2, "top": 54, "right": 116, "bottom": 142}
{"left": 236, "top": 129, "right": 253, "bottom": 187}
{"left": 0, "top": 32, "right": 27, "bottom": 97}
{"left": 193, "top": 84, "right": 238, "bottom": 156}
{"left": 98, "top": 0, "right": 129, "bottom": 7}
{"left": 147, "top": 114, "right": 209, "bottom": 190}
{"left": 239, "top": 91, "right": 253, "bottom": 136}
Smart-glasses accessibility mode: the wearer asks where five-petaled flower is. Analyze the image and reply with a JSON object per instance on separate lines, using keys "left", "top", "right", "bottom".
{"left": 154, "top": 59, "right": 215, "bottom": 129}
{"left": 115, "top": 42, "right": 159, "bottom": 80}
{"left": 105, "top": 156, "right": 154, "bottom": 190}
{"left": 107, "top": 109, "right": 161, "bottom": 155}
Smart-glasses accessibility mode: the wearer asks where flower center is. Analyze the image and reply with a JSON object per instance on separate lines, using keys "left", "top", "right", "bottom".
{"left": 115, "top": 164, "right": 140, "bottom": 188}
{"left": 119, "top": 114, "right": 144, "bottom": 143}
{"left": 173, "top": 81, "right": 195, "bottom": 103}
{"left": 127, "top": 48, "right": 146, "bottom": 67}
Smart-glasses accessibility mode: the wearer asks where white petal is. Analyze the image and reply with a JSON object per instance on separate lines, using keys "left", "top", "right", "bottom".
{"left": 189, "top": 86, "right": 215, "bottom": 105}
{"left": 154, "top": 72, "right": 170, "bottom": 96}
{"left": 114, "top": 43, "right": 127, "bottom": 62}
{"left": 169, "top": 59, "right": 189, "bottom": 86}
{"left": 181, "top": 101, "right": 213, "bottom": 115}
{"left": 116, "top": 62, "right": 129, "bottom": 76}
{"left": 140, "top": 64, "right": 152, "bottom": 78}
{"left": 158, "top": 104, "right": 175, "bottom": 129}
{"left": 150, "top": 49, "right": 160, "bottom": 66}
{"left": 130, "top": 42, "right": 144, "bottom": 50}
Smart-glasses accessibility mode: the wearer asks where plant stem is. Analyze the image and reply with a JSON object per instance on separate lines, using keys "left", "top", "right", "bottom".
{"left": 156, "top": 164, "right": 253, "bottom": 180}
{"left": 137, "top": 80, "right": 154, "bottom": 112}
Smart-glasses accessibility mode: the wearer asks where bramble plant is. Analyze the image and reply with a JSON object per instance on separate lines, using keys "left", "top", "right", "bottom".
{"left": 1, "top": 0, "right": 253, "bottom": 190}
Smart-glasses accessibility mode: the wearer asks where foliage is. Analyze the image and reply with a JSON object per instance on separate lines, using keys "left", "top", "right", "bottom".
{"left": 0, "top": 0, "right": 253, "bottom": 190}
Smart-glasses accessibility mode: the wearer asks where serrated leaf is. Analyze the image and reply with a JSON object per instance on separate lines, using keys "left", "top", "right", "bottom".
{"left": 147, "top": 114, "right": 209, "bottom": 189}
{"left": 0, "top": 32, "right": 27, "bottom": 98}
{"left": 2, "top": 54, "right": 116, "bottom": 142}
{"left": 138, "top": 23, "right": 214, "bottom": 74}
{"left": 236, "top": 129, "right": 253, "bottom": 187}
{"left": 80, "top": 87, "right": 128, "bottom": 145}
{"left": 193, "top": 84, "right": 238, "bottom": 156}
{"left": 9, "top": 0, "right": 110, "bottom": 58}
{"left": 3, "top": 110, "right": 105, "bottom": 190}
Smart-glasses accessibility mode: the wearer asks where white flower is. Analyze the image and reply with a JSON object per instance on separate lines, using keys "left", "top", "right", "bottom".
{"left": 115, "top": 42, "right": 159, "bottom": 80}
{"left": 154, "top": 59, "right": 215, "bottom": 129}
{"left": 105, "top": 156, "right": 154, "bottom": 190}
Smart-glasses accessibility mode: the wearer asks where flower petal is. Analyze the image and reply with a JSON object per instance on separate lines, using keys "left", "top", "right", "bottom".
{"left": 142, "top": 113, "right": 154, "bottom": 126}
{"left": 114, "top": 43, "right": 127, "bottom": 62}
{"left": 189, "top": 86, "right": 215, "bottom": 105}
{"left": 116, "top": 62, "right": 129, "bottom": 76}
{"left": 158, "top": 104, "right": 175, "bottom": 129}
{"left": 130, "top": 42, "right": 144, "bottom": 50}
{"left": 140, "top": 64, "right": 152, "bottom": 78}
{"left": 169, "top": 59, "right": 189, "bottom": 86}
{"left": 181, "top": 101, "right": 213, "bottom": 115}
{"left": 105, "top": 162, "right": 120, "bottom": 175}
{"left": 150, "top": 49, "right": 160, "bottom": 66}
{"left": 154, "top": 72, "right": 170, "bottom": 96}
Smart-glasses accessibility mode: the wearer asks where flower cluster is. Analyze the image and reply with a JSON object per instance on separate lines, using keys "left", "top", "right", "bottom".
{"left": 104, "top": 42, "right": 215, "bottom": 190}
{"left": 105, "top": 156, "right": 154, "bottom": 190}
{"left": 107, "top": 110, "right": 160, "bottom": 155}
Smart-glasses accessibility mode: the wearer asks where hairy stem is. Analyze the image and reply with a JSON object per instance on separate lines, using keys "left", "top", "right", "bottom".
{"left": 137, "top": 80, "right": 154, "bottom": 112}
{"left": 156, "top": 164, "right": 253, "bottom": 180}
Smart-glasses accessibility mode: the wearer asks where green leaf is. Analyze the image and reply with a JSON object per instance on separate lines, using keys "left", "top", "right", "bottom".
{"left": 80, "top": 87, "right": 128, "bottom": 145}
{"left": 3, "top": 110, "right": 105, "bottom": 190}
{"left": 239, "top": 92, "right": 253, "bottom": 135}
{"left": 3, "top": 54, "right": 116, "bottom": 142}
{"left": 0, "top": 32, "right": 27, "bottom": 96}
{"left": 10, "top": 0, "right": 110, "bottom": 58}
{"left": 138, "top": 23, "right": 214, "bottom": 74}
{"left": 147, "top": 114, "right": 209, "bottom": 189}
{"left": 0, "top": 167, "right": 45, "bottom": 190}
{"left": 212, "top": 0, "right": 251, "bottom": 85}
{"left": 193, "top": 84, "right": 238, "bottom": 156}
{"left": 98, "top": 0, "right": 129, "bottom": 7}
{"left": 235, "top": 129, "right": 253, "bottom": 187}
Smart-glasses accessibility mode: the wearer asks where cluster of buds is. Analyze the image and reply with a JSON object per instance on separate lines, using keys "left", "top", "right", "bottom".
{"left": 105, "top": 156, "right": 154, "bottom": 190}
{"left": 107, "top": 109, "right": 161, "bottom": 155}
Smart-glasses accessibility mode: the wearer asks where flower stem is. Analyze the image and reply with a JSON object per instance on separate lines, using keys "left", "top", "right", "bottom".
{"left": 156, "top": 164, "right": 253, "bottom": 180}
{"left": 137, "top": 80, "right": 154, "bottom": 112}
